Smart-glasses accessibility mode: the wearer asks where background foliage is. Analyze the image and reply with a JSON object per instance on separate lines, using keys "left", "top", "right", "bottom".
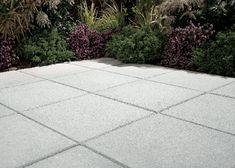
{"left": 161, "top": 23, "right": 215, "bottom": 69}
{"left": 22, "top": 28, "right": 74, "bottom": 65}
{"left": 0, "top": 37, "right": 18, "bottom": 70}
{"left": 193, "top": 25, "right": 235, "bottom": 77}
{"left": 106, "top": 26, "right": 165, "bottom": 63}
{"left": 67, "top": 24, "right": 105, "bottom": 60}
{"left": 0, "top": 0, "right": 235, "bottom": 77}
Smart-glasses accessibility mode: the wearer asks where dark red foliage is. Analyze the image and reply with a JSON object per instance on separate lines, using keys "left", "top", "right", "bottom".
{"left": 161, "top": 23, "right": 215, "bottom": 69}
{"left": 67, "top": 24, "right": 105, "bottom": 60}
{"left": 0, "top": 38, "right": 18, "bottom": 70}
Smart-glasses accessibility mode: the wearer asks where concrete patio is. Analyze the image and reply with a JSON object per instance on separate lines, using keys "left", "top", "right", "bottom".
{"left": 0, "top": 57, "right": 235, "bottom": 168}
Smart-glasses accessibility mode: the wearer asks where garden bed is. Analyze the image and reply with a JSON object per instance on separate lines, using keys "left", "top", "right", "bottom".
{"left": 0, "top": 0, "right": 234, "bottom": 77}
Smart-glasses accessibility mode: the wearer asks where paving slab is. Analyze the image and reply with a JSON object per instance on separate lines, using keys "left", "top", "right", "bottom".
{"left": 53, "top": 70, "right": 137, "bottom": 92}
{"left": 24, "top": 94, "right": 150, "bottom": 142}
{"left": 87, "top": 115, "right": 235, "bottom": 168}
{"left": 0, "top": 71, "right": 41, "bottom": 89}
{"left": 103, "top": 64, "right": 173, "bottom": 79}
{"left": 163, "top": 94, "right": 235, "bottom": 134}
{"left": 98, "top": 80, "right": 201, "bottom": 111}
{"left": 212, "top": 82, "right": 235, "bottom": 98}
{"left": 70, "top": 57, "right": 122, "bottom": 69}
{"left": 0, "top": 81, "right": 86, "bottom": 111}
{"left": 0, "top": 104, "right": 15, "bottom": 118}
{"left": 149, "top": 70, "right": 235, "bottom": 91}
{"left": 20, "top": 63, "right": 90, "bottom": 79}
{"left": 0, "top": 115, "right": 75, "bottom": 168}
{"left": 26, "top": 146, "right": 123, "bottom": 168}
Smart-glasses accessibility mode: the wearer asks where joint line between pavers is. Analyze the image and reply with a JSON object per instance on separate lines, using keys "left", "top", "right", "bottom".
{"left": 93, "top": 91, "right": 235, "bottom": 138}
{"left": 0, "top": 102, "right": 141, "bottom": 168}
{"left": 0, "top": 102, "right": 80, "bottom": 144}
{"left": 19, "top": 70, "right": 140, "bottom": 95}
{"left": 70, "top": 61, "right": 123, "bottom": 70}
{"left": 17, "top": 144, "right": 80, "bottom": 168}
{"left": 97, "top": 67, "right": 175, "bottom": 80}
{"left": 18, "top": 64, "right": 94, "bottom": 80}
{"left": 208, "top": 80, "right": 235, "bottom": 92}
{"left": 88, "top": 67, "right": 206, "bottom": 92}
{"left": 209, "top": 92, "right": 235, "bottom": 100}
{"left": 0, "top": 79, "right": 45, "bottom": 91}
{"left": 146, "top": 79, "right": 203, "bottom": 92}
{"left": 14, "top": 67, "right": 235, "bottom": 162}
{"left": 23, "top": 93, "right": 90, "bottom": 112}
{"left": 81, "top": 113, "right": 156, "bottom": 144}
{"left": 82, "top": 144, "right": 132, "bottom": 168}
{"left": 20, "top": 66, "right": 204, "bottom": 96}
{"left": 9, "top": 71, "right": 235, "bottom": 138}
{"left": 84, "top": 63, "right": 235, "bottom": 93}
{"left": 159, "top": 113, "right": 235, "bottom": 137}
{"left": 70, "top": 61, "right": 179, "bottom": 80}
{"left": 17, "top": 71, "right": 235, "bottom": 137}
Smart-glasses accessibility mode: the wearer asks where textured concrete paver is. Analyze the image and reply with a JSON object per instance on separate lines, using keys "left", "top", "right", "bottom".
{"left": 212, "top": 82, "right": 235, "bottom": 98}
{"left": 0, "top": 58, "right": 235, "bottom": 168}
{"left": 24, "top": 94, "right": 150, "bottom": 142}
{"left": 71, "top": 57, "right": 122, "bottom": 69}
{"left": 163, "top": 94, "right": 235, "bottom": 134}
{"left": 53, "top": 70, "right": 137, "bottom": 92}
{"left": 103, "top": 64, "right": 173, "bottom": 78}
{"left": 0, "top": 115, "right": 75, "bottom": 168}
{"left": 99, "top": 80, "right": 201, "bottom": 111}
{"left": 0, "top": 81, "right": 86, "bottom": 111}
{"left": 0, "top": 71, "right": 41, "bottom": 89}
{"left": 87, "top": 115, "right": 235, "bottom": 168}
{"left": 149, "top": 70, "right": 235, "bottom": 91}
{"left": 20, "top": 63, "right": 90, "bottom": 79}
{"left": 26, "top": 146, "right": 123, "bottom": 168}
{"left": 0, "top": 104, "right": 15, "bottom": 118}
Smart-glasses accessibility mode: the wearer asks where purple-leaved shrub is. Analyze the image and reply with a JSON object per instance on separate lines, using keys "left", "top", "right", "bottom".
{"left": 161, "top": 23, "right": 215, "bottom": 69}
{"left": 0, "top": 38, "right": 18, "bottom": 70}
{"left": 67, "top": 24, "right": 105, "bottom": 60}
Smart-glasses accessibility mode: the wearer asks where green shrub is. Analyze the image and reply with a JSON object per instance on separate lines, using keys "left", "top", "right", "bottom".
{"left": 22, "top": 28, "right": 74, "bottom": 65}
{"left": 105, "top": 26, "right": 165, "bottom": 63}
{"left": 192, "top": 25, "right": 235, "bottom": 77}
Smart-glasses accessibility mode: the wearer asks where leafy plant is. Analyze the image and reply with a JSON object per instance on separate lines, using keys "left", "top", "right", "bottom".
{"left": 131, "top": 0, "right": 157, "bottom": 27}
{"left": 0, "top": 0, "right": 74, "bottom": 39}
{"left": 95, "top": 0, "right": 126, "bottom": 33}
{"left": 79, "top": 0, "right": 98, "bottom": 29}
{"left": 198, "top": 0, "right": 235, "bottom": 31}
{"left": 192, "top": 25, "right": 235, "bottom": 77}
{"left": 67, "top": 24, "right": 105, "bottom": 60}
{"left": 43, "top": 0, "right": 78, "bottom": 35}
{"left": 22, "top": 28, "right": 74, "bottom": 65}
{"left": 154, "top": 0, "right": 204, "bottom": 30}
{"left": 129, "top": 0, "right": 204, "bottom": 31}
{"left": 161, "top": 23, "right": 214, "bottom": 69}
{"left": 0, "top": 37, "right": 18, "bottom": 70}
{"left": 105, "top": 25, "right": 165, "bottom": 63}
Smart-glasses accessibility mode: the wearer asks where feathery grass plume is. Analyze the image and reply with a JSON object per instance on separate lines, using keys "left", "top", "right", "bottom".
{"left": 95, "top": 0, "right": 126, "bottom": 32}
{"left": 80, "top": 0, "right": 98, "bottom": 28}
